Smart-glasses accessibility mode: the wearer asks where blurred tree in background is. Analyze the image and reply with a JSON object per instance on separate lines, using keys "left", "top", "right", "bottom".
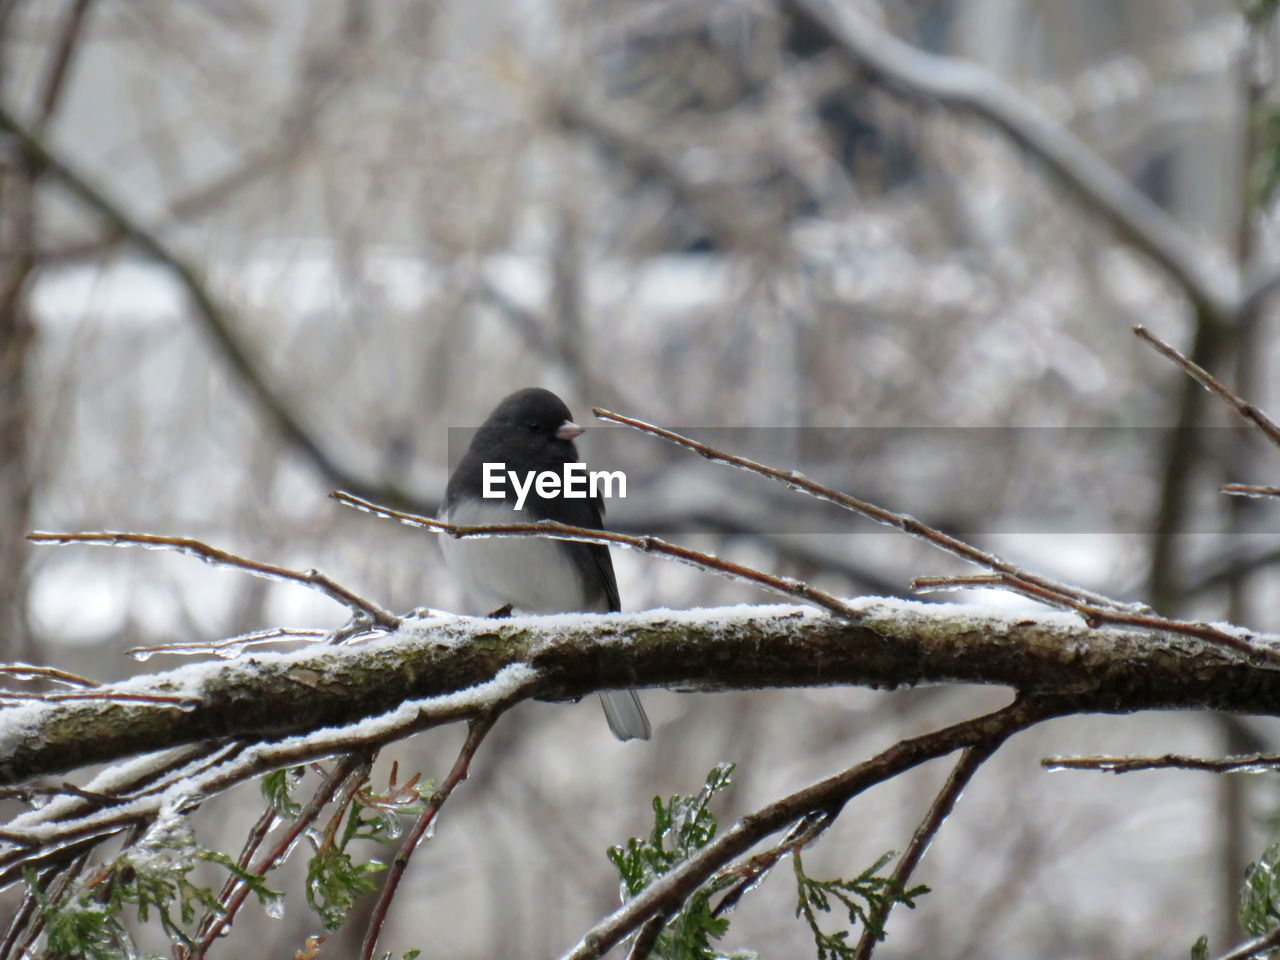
{"left": 4, "top": 1, "right": 1280, "bottom": 957}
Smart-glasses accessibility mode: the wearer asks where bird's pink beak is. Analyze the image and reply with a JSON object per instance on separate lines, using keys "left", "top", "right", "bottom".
{"left": 555, "top": 420, "right": 584, "bottom": 441}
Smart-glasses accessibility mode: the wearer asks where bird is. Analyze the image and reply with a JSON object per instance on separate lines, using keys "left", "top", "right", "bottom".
{"left": 439, "top": 387, "right": 651, "bottom": 741}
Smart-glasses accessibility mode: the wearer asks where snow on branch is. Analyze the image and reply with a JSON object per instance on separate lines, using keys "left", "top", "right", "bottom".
{"left": 2, "top": 598, "right": 1279, "bottom": 794}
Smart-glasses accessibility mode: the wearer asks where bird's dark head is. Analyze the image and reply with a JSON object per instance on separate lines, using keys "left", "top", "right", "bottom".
{"left": 479, "top": 387, "right": 583, "bottom": 456}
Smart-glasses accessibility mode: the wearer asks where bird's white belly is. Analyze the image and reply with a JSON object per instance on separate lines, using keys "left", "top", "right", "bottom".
{"left": 439, "top": 499, "right": 598, "bottom": 614}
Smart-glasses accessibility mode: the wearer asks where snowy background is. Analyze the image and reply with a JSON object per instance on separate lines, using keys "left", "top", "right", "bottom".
{"left": 4, "top": 1, "right": 1280, "bottom": 957}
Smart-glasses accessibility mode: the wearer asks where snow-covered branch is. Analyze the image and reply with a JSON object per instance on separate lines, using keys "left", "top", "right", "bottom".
{"left": 3, "top": 599, "right": 1278, "bottom": 789}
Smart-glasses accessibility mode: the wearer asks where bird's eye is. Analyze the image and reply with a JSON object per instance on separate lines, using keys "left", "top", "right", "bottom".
{"left": 526, "top": 422, "right": 539, "bottom": 432}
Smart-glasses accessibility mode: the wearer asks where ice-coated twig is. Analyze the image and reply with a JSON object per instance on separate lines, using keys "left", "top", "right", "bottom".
{"left": 358, "top": 715, "right": 496, "bottom": 960}
{"left": 0, "top": 690, "right": 199, "bottom": 708}
{"left": 851, "top": 744, "right": 996, "bottom": 959}
{"left": 1212, "top": 924, "right": 1280, "bottom": 960}
{"left": 1042, "top": 752, "right": 1280, "bottom": 774}
{"left": 0, "top": 664, "right": 98, "bottom": 688}
{"left": 27, "top": 531, "right": 400, "bottom": 630}
{"left": 1135, "top": 325, "right": 1280, "bottom": 449}
{"left": 1221, "top": 483, "right": 1280, "bottom": 500}
{"left": 1134, "top": 324, "right": 1280, "bottom": 460}
{"left": 592, "top": 408, "right": 1138, "bottom": 609}
{"left": 126, "top": 627, "right": 329, "bottom": 661}
{"left": 330, "top": 490, "right": 862, "bottom": 620}
{"left": 187, "top": 752, "right": 373, "bottom": 958}
{"left": 0, "top": 665, "right": 538, "bottom": 886}
{"left": 559, "top": 696, "right": 1055, "bottom": 960}
{"left": 705, "top": 812, "right": 832, "bottom": 927}
{"left": 594, "top": 409, "right": 1280, "bottom": 667}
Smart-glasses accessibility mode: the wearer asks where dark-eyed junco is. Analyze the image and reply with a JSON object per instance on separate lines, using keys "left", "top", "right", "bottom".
{"left": 439, "top": 387, "right": 651, "bottom": 741}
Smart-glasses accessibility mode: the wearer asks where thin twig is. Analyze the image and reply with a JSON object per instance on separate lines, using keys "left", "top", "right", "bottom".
{"left": 593, "top": 408, "right": 1134, "bottom": 611}
{"left": 595, "top": 409, "right": 1280, "bottom": 668}
{"left": 1135, "top": 325, "right": 1280, "bottom": 449}
{"left": 187, "top": 753, "right": 373, "bottom": 958}
{"left": 125, "top": 627, "right": 328, "bottom": 660}
{"left": 0, "top": 668, "right": 535, "bottom": 887}
{"left": 51, "top": 784, "right": 131, "bottom": 808}
{"left": 0, "top": 690, "right": 199, "bottom": 707}
{"left": 852, "top": 744, "right": 997, "bottom": 960}
{"left": 34, "top": 0, "right": 95, "bottom": 126}
{"left": 1214, "top": 925, "right": 1280, "bottom": 960}
{"left": 559, "top": 696, "right": 1058, "bottom": 960}
{"left": 1221, "top": 483, "right": 1280, "bottom": 499}
{"left": 359, "top": 715, "right": 497, "bottom": 960}
{"left": 27, "top": 531, "right": 400, "bottom": 630}
{"left": 625, "top": 913, "right": 670, "bottom": 960}
{"left": 1042, "top": 752, "right": 1280, "bottom": 774}
{"left": 708, "top": 813, "right": 832, "bottom": 922}
{"left": 0, "top": 664, "right": 98, "bottom": 687}
{"left": 212, "top": 804, "right": 276, "bottom": 916}
{"left": 330, "top": 490, "right": 862, "bottom": 620}
{"left": 0, "top": 850, "right": 93, "bottom": 960}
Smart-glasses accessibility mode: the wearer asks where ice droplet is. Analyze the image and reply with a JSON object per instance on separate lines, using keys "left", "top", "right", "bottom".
{"left": 262, "top": 892, "right": 285, "bottom": 919}
{"left": 129, "top": 649, "right": 154, "bottom": 662}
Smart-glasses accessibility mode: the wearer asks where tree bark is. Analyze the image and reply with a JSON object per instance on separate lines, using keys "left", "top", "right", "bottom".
{"left": 1, "top": 599, "right": 1276, "bottom": 786}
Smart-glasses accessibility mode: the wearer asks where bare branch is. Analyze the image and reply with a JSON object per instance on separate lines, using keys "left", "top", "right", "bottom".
{"left": 559, "top": 696, "right": 1055, "bottom": 960}
{"left": 27, "top": 531, "right": 400, "bottom": 630}
{"left": 34, "top": 0, "right": 95, "bottom": 127}
{"left": 0, "top": 667, "right": 534, "bottom": 886}
{"left": 7, "top": 600, "right": 1280, "bottom": 793}
{"left": 359, "top": 715, "right": 496, "bottom": 960}
{"left": 1042, "top": 752, "right": 1280, "bottom": 774}
{"left": 852, "top": 743, "right": 997, "bottom": 959}
{"left": 1134, "top": 324, "right": 1280, "bottom": 449}
{"left": 593, "top": 408, "right": 1134, "bottom": 609}
{"left": 1221, "top": 484, "right": 1280, "bottom": 499}
{"left": 911, "top": 574, "right": 1280, "bottom": 668}
{"left": 188, "top": 752, "right": 374, "bottom": 958}
{"left": 0, "top": 689, "right": 198, "bottom": 708}
{"left": 330, "top": 490, "right": 862, "bottom": 620}
{"left": 706, "top": 813, "right": 831, "bottom": 925}
{"left": 1214, "top": 925, "right": 1280, "bottom": 960}
{"left": 0, "top": 664, "right": 98, "bottom": 688}
{"left": 125, "top": 627, "right": 330, "bottom": 661}
{"left": 595, "top": 409, "right": 1280, "bottom": 667}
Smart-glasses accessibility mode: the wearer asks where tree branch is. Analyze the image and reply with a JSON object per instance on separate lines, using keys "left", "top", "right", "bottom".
{"left": 358, "top": 716, "right": 495, "bottom": 960}
{"left": 3, "top": 600, "right": 1279, "bottom": 791}
{"left": 592, "top": 409, "right": 1278, "bottom": 667}
{"left": 852, "top": 743, "right": 996, "bottom": 959}
{"left": 1134, "top": 325, "right": 1280, "bottom": 450}
{"left": 559, "top": 696, "right": 1054, "bottom": 960}
{"left": 1042, "top": 752, "right": 1280, "bottom": 774}
{"left": 27, "top": 531, "right": 401, "bottom": 631}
